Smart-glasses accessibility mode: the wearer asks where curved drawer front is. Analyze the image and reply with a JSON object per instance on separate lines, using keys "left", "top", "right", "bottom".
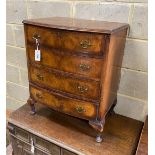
{"left": 30, "top": 85, "right": 97, "bottom": 120}
{"left": 25, "top": 25, "right": 106, "bottom": 55}
{"left": 60, "top": 31, "right": 105, "bottom": 55}
{"left": 29, "top": 66, "right": 100, "bottom": 101}
{"left": 28, "top": 45, "right": 103, "bottom": 79}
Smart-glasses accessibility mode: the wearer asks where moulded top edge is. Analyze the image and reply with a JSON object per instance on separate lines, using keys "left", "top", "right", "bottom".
{"left": 22, "top": 17, "right": 129, "bottom": 34}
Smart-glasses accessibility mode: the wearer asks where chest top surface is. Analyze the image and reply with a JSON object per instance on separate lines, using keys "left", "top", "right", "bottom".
{"left": 23, "top": 17, "right": 129, "bottom": 34}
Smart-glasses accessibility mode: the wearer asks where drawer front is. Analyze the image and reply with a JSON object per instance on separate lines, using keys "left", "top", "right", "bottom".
{"left": 11, "top": 135, "right": 52, "bottom": 155}
{"left": 25, "top": 25, "right": 106, "bottom": 55}
{"left": 60, "top": 31, "right": 105, "bottom": 55}
{"left": 29, "top": 66, "right": 100, "bottom": 100}
{"left": 26, "top": 25, "right": 59, "bottom": 49}
{"left": 61, "top": 149, "right": 77, "bottom": 155}
{"left": 35, "top": 136, "right": 60, "bottom": 155}
{"left": 15, "top": 127, "right": 30, "bottom": 143}
{"left": 28, "top": 45, "right": 103, "bottom": 79}
{"left": 30, "top": 85, "right": 97, "bottom": 120}
{"left": 34, "top": 149, "right": 51, "bottom": 155}
{"left": 11, "top": 135, "right": 31, "bottom": 155}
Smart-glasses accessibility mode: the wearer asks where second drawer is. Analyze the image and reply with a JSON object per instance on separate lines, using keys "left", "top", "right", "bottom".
{"left": 29, "top": 65, "right": 100, "bottom": 101}
{"left": 27, "top": 45, "right": 103, "bottom": 79}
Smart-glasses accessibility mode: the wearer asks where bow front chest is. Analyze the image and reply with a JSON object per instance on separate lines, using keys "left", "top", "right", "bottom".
{"left": 23, "top": 17, "right": 129, "bottom": 142}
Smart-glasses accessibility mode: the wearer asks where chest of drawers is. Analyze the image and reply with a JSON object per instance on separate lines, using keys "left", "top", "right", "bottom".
{"left": 23, "top": 17, "right": 129, "bottom": 142}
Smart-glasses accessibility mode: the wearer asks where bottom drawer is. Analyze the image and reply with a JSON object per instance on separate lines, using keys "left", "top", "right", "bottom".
{"left": 35, "top": 136, "right": 60, "bottom": 154}
{"left": 61, "top": 149, "right": 77, "bottom": 155}
{"left": 30, "top": 85, "right": 97, "bottom": 120}
{"left": 23, "top": 148, "right": 49, "bottom": 155}
{"left": 10, "top": 135, "right": 57, "bottom": 155}
{"left": 11, "top": 135, "right": 31, "bottom": 155}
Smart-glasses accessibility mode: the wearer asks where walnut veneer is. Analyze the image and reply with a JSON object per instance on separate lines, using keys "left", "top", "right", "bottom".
{"left": 8, "top": 103, "right": 143, "bottom": 155}
{"left": 23, "top": 17, "right": 129, "bottom": 142}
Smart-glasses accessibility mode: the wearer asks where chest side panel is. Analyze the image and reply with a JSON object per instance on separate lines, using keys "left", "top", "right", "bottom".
{"left": 99, "top": 29, "right": 128, "bottom": 120}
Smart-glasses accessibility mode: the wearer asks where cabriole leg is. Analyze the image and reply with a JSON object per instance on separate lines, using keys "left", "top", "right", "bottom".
{"left": 27, "top": 97, "right": 36, "bottom": 115}
{"left": 89, "top": 118, "right": 105, "bottom": 143}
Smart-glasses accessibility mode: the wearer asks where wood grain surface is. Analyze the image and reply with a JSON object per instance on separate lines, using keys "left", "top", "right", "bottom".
{"left": 6, "top": 109, "right": 12, "bottom": 121}
{"left": 23, "top": 17, "right": 129, "bottom": 135}
{"left": 25, "top": 24, "right": 106, "bottom": 56}
{"left": 9, "top": 103, "right": 143, "bottom": 155}
{"left": 23, "top": 17, "right": 129, "bottom": 34}
{"left": 30, "top": 85, "right": 97, "bottom": 120}
{"left": 29, "top": 65, "right": 100, "bottom": 101}
{"left": 99, "top": 29, "right": 128, "bottom": 120}
{"left": 27, "top": 44, "right": 103, "bottom": 79}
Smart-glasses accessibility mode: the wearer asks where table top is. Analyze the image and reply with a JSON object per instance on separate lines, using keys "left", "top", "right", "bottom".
{"left": 23, "top": 17, "right": 129, "bottom": 34}
{"left": 9, "top": 103, "right": 143, "bottom": 155}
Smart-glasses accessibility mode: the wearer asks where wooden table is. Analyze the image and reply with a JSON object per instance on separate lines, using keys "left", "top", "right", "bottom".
{"left": 8, "top": 103, "right": 143, "bottom": 155}
{"left": 6, "top": 109, "right": 12, "bottom": 120}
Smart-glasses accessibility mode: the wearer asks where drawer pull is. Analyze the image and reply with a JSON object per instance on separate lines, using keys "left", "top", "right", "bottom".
{"left": 80, "top": 40, "right": 92, "bottom": 49}
{"left": 32, "top": 33, "right": 40, "bottom": 40}
{"left": 77, "top": 85, "right": 88, "bottom": 93}
{"left": 36, "top": 93, "right": 43, "bottom": 99}
{"left": 30, "top": 138, "right": 35, "bottom": 154}
{"left": 79, "top": 64, "right": 90, "bottom": 71}
{"left": 76, "top": 106, "right": 86, "bottom": 113}
{"left": 36, "top": 74, "right": 44, "bottom": 81}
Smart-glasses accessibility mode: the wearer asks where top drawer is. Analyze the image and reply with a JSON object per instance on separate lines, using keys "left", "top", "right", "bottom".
{"left": 25, "top": 25, "right": 106, "bottom": 56}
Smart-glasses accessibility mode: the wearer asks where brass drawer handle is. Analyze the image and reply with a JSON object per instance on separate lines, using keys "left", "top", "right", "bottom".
{"left": 32, "top": 33, "right": 40, "bottom": 40}
{"left": 80, "top": 40, "right": 92, "bottom": 49}
{"left": 36, "top": 74, "right": 44, "bottom": 81}
{"left": 79, "top": 64, "right": 90, "bottom": 71}
{"left": 77, "top": 85, "right": 88, "bottom": 93}
{"left": 76, "top": 106, "right": 86, "bottom": 113}
{"left": 35, "top": 93, "right": 43, "bottom": 99}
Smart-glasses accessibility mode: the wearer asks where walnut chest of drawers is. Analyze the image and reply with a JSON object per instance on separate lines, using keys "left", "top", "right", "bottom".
{"left": 23, "top": 17, "right": 129, "bottom": 142}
